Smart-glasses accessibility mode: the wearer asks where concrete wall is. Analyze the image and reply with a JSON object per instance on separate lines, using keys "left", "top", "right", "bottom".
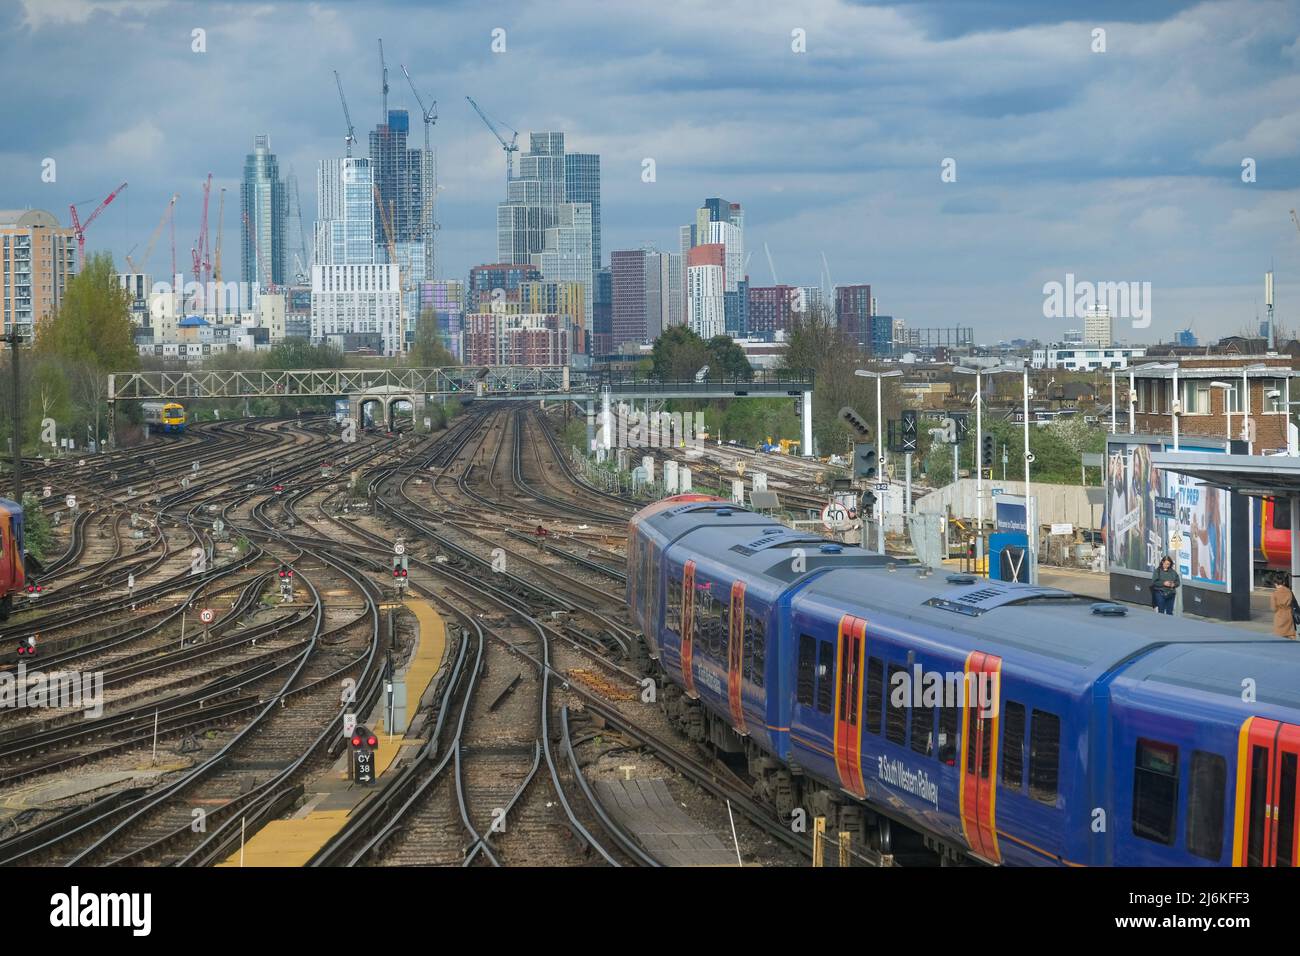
{"left": 915, "top": 478, "right": 1103, "bottom": 530}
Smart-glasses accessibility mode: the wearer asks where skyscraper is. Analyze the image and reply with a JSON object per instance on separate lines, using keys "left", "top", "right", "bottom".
{"left": 564, "top": 152, "right": 601, "bottom": 267}
{"left": 369, "top": 110, "right": 426, "bottom": 245}
{"left": 498, "top": 132, "right": 567, "bottom": 264}
{"left": 315, "top": 157, "right": 375, "bottom": 266}
{"left": 835, "top": 284, "right": 873, "bottom": 349}
{"left": 687, "top": 244, "right": 726, "bottom": 339}
{"left": 681, "top": 198, "right": 745, "bottom": 336}
{"left": 531, "top": 202, "right": 593, "bottom": 350}
{"left": 241, "top": 134, "right": 287, "bottom": 289}
{"left": 0, "top": 209, "right": 76, "bottom": 339}
{"left": 611, "top": 250, "right": 648, "bottom": 347}
{"left": 1084, "top": 306, "right": 1113, "bottom": 346}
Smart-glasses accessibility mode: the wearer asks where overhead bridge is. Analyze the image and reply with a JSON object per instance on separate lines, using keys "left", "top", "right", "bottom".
{"left": 107, "top": 366, "right": 816, "bottom": 452}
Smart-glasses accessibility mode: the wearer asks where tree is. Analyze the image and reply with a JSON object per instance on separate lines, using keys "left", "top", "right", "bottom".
{"left": 650, "top": 326, "right": 709, "bottom": 381}
{"left": 408, "top": 307, "right": 456, "bottom": 368}
{"left": 780, "top": 301, "right": 901, "bottom": 457}
{"left": 705, "top": 336, "right": 753, "bottom": 381}
{"left": 34, "top": 253, "right": 136, "bottom": 372}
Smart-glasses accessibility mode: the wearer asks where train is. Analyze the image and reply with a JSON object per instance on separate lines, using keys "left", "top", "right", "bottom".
{"left": 142, "top": 401, "right": 186, "bottom": 434}
{"left": 1257, "top": 496, "right": 1294, "bottom": 572}
{"left": 0, "top": 498, "right": 26, "bottom": 619}
{"left": 629, "top": 494, "right": 1300, "bottom": 866}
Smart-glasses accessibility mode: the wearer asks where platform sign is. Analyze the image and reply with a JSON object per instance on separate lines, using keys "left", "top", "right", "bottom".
{"left": 994, "top": 495, "right": 1028, "bottom": 533}
{"left": 1154, "top": 496, "right": 1176, "bottom": 519}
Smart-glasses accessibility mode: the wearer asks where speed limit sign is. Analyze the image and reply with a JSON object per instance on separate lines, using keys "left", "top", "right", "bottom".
{"left": 821, "top": 500, "right": 853, "bottom": 532}
{"left": 394, "top": 542, "right": 406, "bottom": 556}
{"left": 199, "top": 608, "right": 215, "bottom": 624}
{"left": 65, "top": 494, "right": 77, "bottom": 510}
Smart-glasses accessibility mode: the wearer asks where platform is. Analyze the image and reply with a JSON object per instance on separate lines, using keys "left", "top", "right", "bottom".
{"left": 218, "top": 598, "right": 448, "bottom": 866}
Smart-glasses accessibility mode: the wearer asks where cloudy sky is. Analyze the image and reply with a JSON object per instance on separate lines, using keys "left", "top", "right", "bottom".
{"left": 4, "top": 0, "right": 1299, "bottom": 344}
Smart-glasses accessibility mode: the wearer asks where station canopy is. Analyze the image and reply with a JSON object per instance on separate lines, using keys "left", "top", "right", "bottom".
{"left": 1150, "top": 452, "right": 1300, "bottom": 498}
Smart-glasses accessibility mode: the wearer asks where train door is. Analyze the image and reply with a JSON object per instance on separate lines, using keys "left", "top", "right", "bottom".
{"left": 1236, "top": 718, "right": 1300, "bottom": 867}
{"left": 727, "top": 581, "right": 747, "bottom": 734}
{"left": 832, "top": 615, "right": 867, "bottom": 799}
{"left": 959, "top": 651, "right": 1003, "bottom": 863}
{"left": 680, "top": 560, "right": 697, "bottom": 698}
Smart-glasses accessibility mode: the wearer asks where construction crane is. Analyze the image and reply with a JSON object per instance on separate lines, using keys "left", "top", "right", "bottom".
{"left": 334, "top": 70, "right": 357, "bottom": 157}
{"left": 192, "top": 172, "right": 212, "bottom": 288}
{"left": 378, "top": 39, "right": 389, "bottom": 120}
{"left": 466, "top": 96, "right": 518, "bottom": 189}
{"left": 242, "top": 209, "right": 277, "bottom": 294}
{"left": 125, "top": 192, "right": 178, "bottom": 276}
{"left": 403, "top": 63, "right": 439, "bottom": 279}
{"left": 291, "top": 174, "right": 308, "bottom": 284}
{"left": 68, "top": 181, "right": 128, "bottom": 266}
{"left": 1291, "top": 208, "right": 1299, "bottom": 237}
{"left": 764, "top": 242, "right": 779, "bottom": 284}
{"left": 213, "top": 187, "right": 226, "bottom": 282}
{"left": 373, "top": 182, "right": 407, "bottom": 345}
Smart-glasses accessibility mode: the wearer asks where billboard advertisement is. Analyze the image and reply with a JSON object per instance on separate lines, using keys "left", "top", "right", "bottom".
{"left": 1105, "top": 438, "right": 1231, "bottom": 591}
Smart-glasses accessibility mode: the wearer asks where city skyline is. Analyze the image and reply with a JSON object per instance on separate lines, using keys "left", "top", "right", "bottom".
{"left": 2, "top": 0, "right": 1299, "bottom": 343}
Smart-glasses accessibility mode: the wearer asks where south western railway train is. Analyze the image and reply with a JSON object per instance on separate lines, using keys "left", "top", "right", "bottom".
{"left": 0, "top": 498, "right": 25, "bottom": 619}
{"left": 629, "top": 495, "right": 1300, "bottom": 867}
{"left": 141, "top": 401, "right": 186, "bottom": 434}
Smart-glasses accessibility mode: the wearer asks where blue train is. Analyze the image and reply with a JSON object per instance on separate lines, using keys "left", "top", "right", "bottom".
{"left": 628, "top": 495, "right": 1300, "bottom": 866}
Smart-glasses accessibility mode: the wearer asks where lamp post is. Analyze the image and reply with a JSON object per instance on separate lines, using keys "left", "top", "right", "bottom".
{"left": 955, "top": 365, "right": 1019, "bottom": 575}
{"left": 853, "top": 368, "right": 903, "bottom": 554}
{"left": 1210, "top": 381, "right": 1235, "bottom": 442}
{"left": 1241, "top": 364, "right": 1267, "bottom": 455}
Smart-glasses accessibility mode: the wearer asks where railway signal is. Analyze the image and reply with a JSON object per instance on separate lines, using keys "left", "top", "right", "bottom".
{"left": 350, "top": 724, "right": 378, "bottom": 785}
{"left": 15, "top": 636, "right": 35, "bottom": 657}
{"left": 853, "top": 443, "right": 877, "bottom": 480}
{"left": 278, "top": 566, "right": 295, "bottom": 601}
{"left": 838, "top": 406, "right": 872, "bottom": 440}
{"left": 391, "top": 555, "right": 408, "bottom": 589}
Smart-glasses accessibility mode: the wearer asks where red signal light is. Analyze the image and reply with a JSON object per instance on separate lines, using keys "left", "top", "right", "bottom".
{"left": 16, "top": 645, "right": 26, "bottom": 655}
{"left": 351, "top": 736, "right": 361, "bottom": 747}
{"left": 366, "top": 735, "right": 377, "bottom": 747}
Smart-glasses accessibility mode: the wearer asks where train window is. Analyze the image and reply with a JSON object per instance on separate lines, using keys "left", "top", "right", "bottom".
{"left": 1132, "top": 738, "right": 1179, "bottom": 846}
{"left": 937, "top": 703, "right": 958, "bottom": 765}
{"left": 744, "top": 612, "right": 766, "bottom": 688}
{"left": 1028, "top": 710, "right": 1061, "bottom": 805}
{"left": 865, "top": 656, "right": 883, "bottom": 735}
{"left": 1274, "top": 500, "right": 1291, "bottom": 531}
{"left": 797, "top": 634, "right": 816, "bottom": 707}
{"left": 816, "top": 641, "right": 834, "bottom": 714}
{"left": 1279, "top": 752, "right": 1297, "bottom": 869}
{"left": 717, "top": 590, "right": 730, "bottom": 658}
{"left": 1186, "top": 751, "right": 1226, "bottom": 862}
{"left": 697, "top": 588, "right": 723, "bottom": 657}
{"left": 665, "top": 565, "right": 681, "bottom": 635}
{"left": 1001, "top": 701, "right": 1026, "bottom": 791}
{"left": 885, "top": 664, "right": 907, "bottom": 746}
{"left": 910, "top": 692, "right": 934, "bottom": 757}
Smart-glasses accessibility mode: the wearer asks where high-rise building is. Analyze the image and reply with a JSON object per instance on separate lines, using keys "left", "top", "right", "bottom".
{"left": 0, "top": 210, "right": 77, "bottom": 339}
{"left": 564, "top": 152, "right": 601, "bottom": 268}
{"left": 369, "top": 110, "right": 426, "bottom": 247}
{"left": 530, "top": 202, "right": 593, "bottom": 350}
{"left": 1175, "top": 328, "right": 1198, "bottom": 348}
{"left": 240, "top": 134, "right": 287, "bottom": 289}
{"left": 686, "top": 244, "right": 726, "bottom": 340}
{"left": 680, "top": 198, "right": 745, "bottom": 336}
{"left": 464, "top": 304, "right": 569, "bottom": 365}
{"left": 1084, "top": 306, "right": 1113, "bottom": 346}
{"left": 747, "top": 285, "right": 798, "bottom": 339}
{"left": 519, "top": 279, "right": 587, "bottom": 354}
{"left": 315, "top": 157, "right": 376, "bottom": 266}
{"left": 593, "top": 267, "right": 613, "bottom": 357}
{"left": 498, "top": 132, "right": 567, "bottom": 264}
{"left": 468, "top": 262, "right": 543, "bottom": 310}
{"left": 611, "top": 250, "right": 648, "bottom": 347}
{"left": 310, "top": 263, "right": 402, "bottom": 355}
{"left": 410, "top": 279, "right": 464, "bottom": 360}
{"left": 835, "top": 284, "right": 873, "bottom": 349}
{"left": 664, "top": 253, "right": 685, "bottom": 331}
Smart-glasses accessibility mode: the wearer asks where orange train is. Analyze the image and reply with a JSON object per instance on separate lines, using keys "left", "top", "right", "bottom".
{"left": 0, "top": 497, "right": 26, "bottom": 619}
{"left": 1257, "top": 497, "right": 1295, "bottom": 572}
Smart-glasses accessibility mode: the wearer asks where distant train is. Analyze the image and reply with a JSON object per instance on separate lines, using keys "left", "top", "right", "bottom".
{"left": 630, "top": 494, "right": 1300, "bottom": 866}
{"left": 0, "top": 498, "right": 26, "bottom": 619}
{"left": 142, "top": 401, "right": 186, "bottom": 434}
{"left": 1257, "top": 496, "right": 1294, "bottom": 573}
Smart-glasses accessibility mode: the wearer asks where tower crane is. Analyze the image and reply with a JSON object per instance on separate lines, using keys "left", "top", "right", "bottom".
{"left": 402, "top": 63, "right": 439, "bottom": 279}
{"left": 378, "top": 39, "right": 389, "bottom": 120}
{"left": 466, "top": 96, "right": 518, "bottom": 190}
{"left": 192, "top": 172, "right": 212, "bottom": 287}
{"left": 126, "top": 192, "right": 178, "bottom": 276}
{"left": 213, "top": 187, "right": 226, "bottom": 282}
{"left": 334, "top": 70, "right": 357, "bottom": 157}
{"left": 1291, "top": 208, "right": 1299, "bottom": 237}
{"left": 68, "top": 181, "right": 128, "bottom": 266}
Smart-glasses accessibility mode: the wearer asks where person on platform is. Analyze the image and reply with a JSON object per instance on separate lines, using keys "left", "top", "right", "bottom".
{"left": 1270, "top": 574, "right": 1297, "bottom": 639}
{"left": 1150, "top": 556, "right": 1179, "bottom": 615}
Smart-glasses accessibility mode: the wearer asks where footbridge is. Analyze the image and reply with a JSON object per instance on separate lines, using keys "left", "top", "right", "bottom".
{"left": 107, "top": 365, "right": 816, "bottom": 450}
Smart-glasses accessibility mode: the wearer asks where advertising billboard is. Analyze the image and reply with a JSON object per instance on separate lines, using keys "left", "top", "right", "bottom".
{"left": 1105, "top": 437, "right": 1231, "bottom": 591}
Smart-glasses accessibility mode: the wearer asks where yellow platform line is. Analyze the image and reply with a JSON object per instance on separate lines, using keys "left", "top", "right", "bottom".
{"left": 218, "top": 599, "right": 447, "bottom": 867}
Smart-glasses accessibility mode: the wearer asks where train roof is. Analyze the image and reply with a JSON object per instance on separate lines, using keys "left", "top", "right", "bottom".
{"left": 0, "top": 498, "right": 19, "bottom": 514}
{"left": 1112, "top": 641, "right": 1300, "bottom": 710}
{"left": 638, "top": 499, "right": 1295, "bottom": 683}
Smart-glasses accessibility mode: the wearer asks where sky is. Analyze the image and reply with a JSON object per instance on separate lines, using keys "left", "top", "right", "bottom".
{"left": 3, "top": 0, "right": 1299, "bottom": 345}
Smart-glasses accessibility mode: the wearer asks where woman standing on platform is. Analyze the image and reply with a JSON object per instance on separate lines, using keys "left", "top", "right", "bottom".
{"left": 1151, "top": 556, "right": 1179, "bottom": 615}
{"left": 1270, "top": 574, "right": 1297, "bottom": 639}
